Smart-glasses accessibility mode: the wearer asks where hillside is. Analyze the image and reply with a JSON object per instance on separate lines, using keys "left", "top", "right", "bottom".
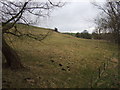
{"left": 2, "top": 24, "right": 119, "bottom": 88}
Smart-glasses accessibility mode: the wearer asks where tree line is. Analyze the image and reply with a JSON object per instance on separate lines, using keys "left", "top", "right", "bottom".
{"left": 93, "top": 1, "right": 120, "bottom": 44}
{"left": 67, "top": 1, "right": 120, "bottom": 44}
{"left": 65, "top": 28, "right": 119, "bottom": 42}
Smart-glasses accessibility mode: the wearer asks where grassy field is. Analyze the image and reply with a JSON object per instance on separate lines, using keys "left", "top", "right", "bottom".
{"left": 2, "top": 24, "right": 119, "bottom": 88}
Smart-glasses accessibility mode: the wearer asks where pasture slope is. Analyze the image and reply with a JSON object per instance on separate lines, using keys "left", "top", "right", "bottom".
{"left": 3, "top": 24, "right": 119, "bottom": 88}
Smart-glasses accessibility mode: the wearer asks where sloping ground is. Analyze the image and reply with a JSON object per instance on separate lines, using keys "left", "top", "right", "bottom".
{"left": 2, "top": 24, "right": 119, "bottom": 88}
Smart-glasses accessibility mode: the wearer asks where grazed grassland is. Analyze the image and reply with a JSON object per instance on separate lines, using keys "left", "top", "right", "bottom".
{"left": 2, "top": 24, "right": 119, "bottom": 88}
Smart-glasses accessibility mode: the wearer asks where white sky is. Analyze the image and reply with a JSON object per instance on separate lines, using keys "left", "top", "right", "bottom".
{"left": 36, "top": 1, "right": 103, "bottom": 33}
{"left": 8, "top": 0, "right": 106, "bottom": 33}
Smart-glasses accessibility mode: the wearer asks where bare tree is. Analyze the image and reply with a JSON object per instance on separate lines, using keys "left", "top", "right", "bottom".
{"left": 93, "top": 1, "right": 120, "bottom": 43}
{"left": 1, "top": 0, "right": 64, "bottom": 69}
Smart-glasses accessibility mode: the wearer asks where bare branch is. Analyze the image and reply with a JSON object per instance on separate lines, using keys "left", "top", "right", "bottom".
{"left": 5, "top": 29, "right": 51, "bottom": 42}
{"left": 3, "top": 2, "right": 29, "bottom": 26}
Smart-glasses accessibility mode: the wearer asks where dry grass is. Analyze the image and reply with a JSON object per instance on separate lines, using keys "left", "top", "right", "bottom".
{"left": 2, "top": 24, "right": 119, "bottom": 88}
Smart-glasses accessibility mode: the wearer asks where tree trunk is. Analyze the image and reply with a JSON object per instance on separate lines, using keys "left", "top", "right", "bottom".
{"left": 2, "top": 37, "right": 23, "bottom": 69}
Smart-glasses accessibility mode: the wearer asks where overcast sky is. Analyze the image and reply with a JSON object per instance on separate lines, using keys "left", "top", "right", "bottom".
{"left": 9, "top": 0, "right": 105, "bottom": 33}
{"left": 33, "top": 0, "right": 105, "bottom": 33}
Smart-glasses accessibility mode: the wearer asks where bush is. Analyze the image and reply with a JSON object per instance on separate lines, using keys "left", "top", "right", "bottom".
{"left": 75, "top": 30, "right": 92, "bottom": 39}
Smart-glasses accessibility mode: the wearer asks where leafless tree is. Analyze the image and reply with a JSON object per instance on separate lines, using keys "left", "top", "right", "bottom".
{"left": 0, "top": 0, "right": 64, "bottom": 69}
{"left": 93, "top": 1, "right": 120, "bottom": 43}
